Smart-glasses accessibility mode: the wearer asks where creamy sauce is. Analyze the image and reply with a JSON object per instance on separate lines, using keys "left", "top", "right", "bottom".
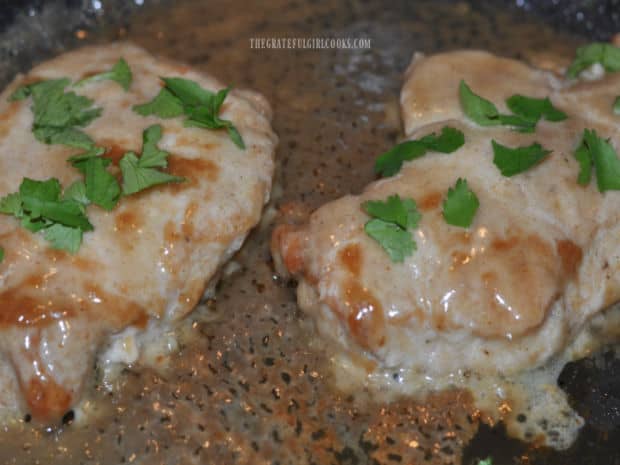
{"left": 0, "top": 1, "right": 616, "bottom": 464}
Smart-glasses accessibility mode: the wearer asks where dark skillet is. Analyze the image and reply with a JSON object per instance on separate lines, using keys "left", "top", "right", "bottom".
{"left": 0, "top": 1, "right": 618, "bottom": 465}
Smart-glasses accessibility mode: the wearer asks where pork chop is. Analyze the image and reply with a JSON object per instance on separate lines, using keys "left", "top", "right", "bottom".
{"left": 0, "top": 42, "right": 277, "bottom": 420}
{"left": 272, "top": 50, "right": 620, "bottom": 431}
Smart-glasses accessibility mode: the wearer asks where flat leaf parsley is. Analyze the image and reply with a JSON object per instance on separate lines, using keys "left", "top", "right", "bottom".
{"left": 120, "top": 124, "right": 185, "bottom": 195}
{"left": 460, "top": 80, "right": 566, "bottom": 133}
{"left": 0, "top": 178, "right": 93, "bottom": 253}
{"left": 362, "top": 194, "right": 421, "bottom": 262}
{"left": 567, "top": 42, "right": 620, "bottom": 78}
{"left": 134, "top": 77, "right": 245, "bottom": 149}
{"left": 75, "top": 57, "right": 133, "bottom": 91}
{"left": 574, "top": 129, "right": 620, "bottom": 192}
{"left": 491, "top": 140, "right": 551, "bottom": 177}
{"left": 10, "top": 78, "right": 102, "bottom": 149}
{"left": 442, "top": 178, "right": 479, "bottom": 228}
{"left": 375, "top": 126, "right": 465, "bottom": 177}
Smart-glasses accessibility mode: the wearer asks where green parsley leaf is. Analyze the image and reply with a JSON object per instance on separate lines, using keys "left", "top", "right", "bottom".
{"left": 460, "top": 81, "right": 564, "bottom": 132}
{"left": 139, "top": 124, "right": 171, "bottom": 168}
{"left": 134, "top": 79, "right": 245, "bottom": 149}
{"left": 491, "top": 140, "right": 551, "bottom": 177}
{"left": 580, "top": 129, "right": 620, "bottom": 192}
{"left": 573, "top": 140, "right": 592, "bottom": 186}
{"left": 161, "top": 77, "right": 214, "bottom": 106}
{"left": 477, "top": 458, "right": 492, "bottom": 465}
{"left": 119, "top": 125, "right": 184, "bottom": 195}
{"left": 0, "top": 178, "right": 93, "bottom": 253}
{"left": 30, "top": 82, "right": 101, "bottom": 129}
{"left": 614, "top": 96, "right": 620, "bottom": 115}
{"left": 363, "top": 195, "right": 421, "bottom": 230}
{"left": 417, "top": 126, "right": 466, "bottom": 153}
{"left": 0, "top": 247, "right": 4, "bottom": 263}
{"left": 120, "top": 153, "right": 183, "bottom": 195}
{"left": 567, "top": 43, "right": 620, "bottom": 78}
{"left": 133, "top": 88, "right": 185, "bottom": 118}
{"left": 18, "top": 178, "right": 93, "bottom": 230}
{"left": 374, "top": 141, "right": 426, "bottom": 177}
{"left": 76, "top": 157, "right": 121, "bottom": 211}
{"left": 11, "top": 78, "right": 101, "bottom": 149}
{"left": 10, "top": 78, "right": 69, "bottom": 102}
{"left": 75, "top": 57, "right": 132, "bottom": 91}
{"left": 442, "top": 178, "right": 479, "bottom": 228}
{"left": 66, "top": 146, "right": 106, "bottom": 164}
{"left": 364, "top": 219, "right": 415, "bottom": 263}
{"left": 506, "top": 95, "right": 567, "bottom": 122}
{"left": 43, "top": 223, "right": 83, "bottom": 254}
{"left": 374, "top": 126, "right": 465, "bottom": 177}
{"left": 496, "top": 113, "right": 536, "bottom": 133}
{"left": 459, "top": 80, "right": 500, "bottom": 126}
{"left": 10, "top": 85, "right": 34, "bottom": 101}
{"left": 362, "top": 194, "right": 421, "bottom": 262}
{"left": 19, "top": 177, "right": 61, "bottom": 211}
{"left": 0, "top": 192, "right": 23, "bottom": 216}
{"left": 226, "top": 125, "right": 245, "bottom": 150}
{"left": 460, "top": 81, "right": 535, "bottom": 132}
{"left": 182, "top": 87, "right": 246, "bottom": 149}
{"left": 63, "top": 180, "right": 90, "bottom": 207}
{"left": 33, "top": 126, "right": 96, "bottom": 150}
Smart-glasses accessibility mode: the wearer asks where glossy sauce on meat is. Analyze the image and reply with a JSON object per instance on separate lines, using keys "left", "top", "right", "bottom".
{"left": 0, "top": 42, "right": 277, "bottom": 420}
{"left": 0, "top": 1, "right": 615, "bottom": 465}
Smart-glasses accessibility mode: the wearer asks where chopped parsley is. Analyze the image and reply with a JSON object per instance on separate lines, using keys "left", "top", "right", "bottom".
{"left": 506, "top": 95, "right": 567, "bottom": 122}
{"left": 43, "top": 223, "right": 84, "bottom": 254}
{"left": 75, "top": 57, "right": 133, "bottom": 91}
{"left": 67, "top": 146, "right": 106, "bottom": 165}
{"left": 72, "top": 156, "right": 121, "bottom": 211}
{"left": 63, "top": 180, "right": 89, "bottom": 207}
{"left": 10, "top": 78, "right": 101, "bottom": 149}
{"left": 133, "top": 88, "right": 184, "bottom": 118}
{"left": 460, "top": 80, "right": 566, "bottom": 133}
{"left": 362, "top": 194, "right": 421, "bottom": 262}
{"left": 491, "top": 140, "right": 551, "bottom": 177}
{"left": 574, "top": 129, "right": 620, "bottom": 192}
{"left": 374, "top": 126, "right": 464, "bottom": 177}
{"left": 0, "top": 178, "right": 93, "bottom": 253}
{"left": 614, "top": 96, "right": 620, "bottom": 115}
{"left": 0, "top": 247, "right": 4, "bottom": 263}
{"left": 574, "top": 140, "right": 592, "bottom": 186}
{"left": 442, "top": 178, "right": 479, "bottom": 228}
{"left": 133, "top": 77, "right": 245, "bottom": 149}
{"left": 567, "top": 43, "right": 620, "bottom": 78}
{"left": 459, "top": 80, "right": 504, "bottom": 127}
{"left": 119, "top": 124, "right": 184, "bottom": 195}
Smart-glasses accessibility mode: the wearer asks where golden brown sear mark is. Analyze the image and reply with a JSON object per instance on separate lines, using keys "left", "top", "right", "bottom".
{"left": 418, "top": 191, "right": 443, "bottom": 211}
{"left": 167, "top": 156, "right": 219, "bottom": 182}
{"left": 556, "top": 239, "right": 582, "bottom": 277}
{"left": 0, "top": 289, "right": 74, "bottom": 327}
{"left": 339, "top": 244, "right": 362, "bottom": 277}
{"left": 491, "top": 236, "right": 519, "bottom": 252}
{"left": 344, "top": 279, "right": 385, "bottom": 350}
{"left": 25, "top": 376, "right": 72, "bottom": 421}
{"left": 115, "top": 209, "right": 144, "bottom": 234}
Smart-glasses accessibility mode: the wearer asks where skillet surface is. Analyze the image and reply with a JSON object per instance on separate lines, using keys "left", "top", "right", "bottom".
{"left": 0, "top": 1, "right": 618, "bottom": 464}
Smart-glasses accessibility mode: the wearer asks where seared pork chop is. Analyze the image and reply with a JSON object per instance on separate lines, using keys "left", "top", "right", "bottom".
{"left": 272, "top": 50, "right": 620, "bottom": 401}
{"left": 0, "top": 42, "right": 277, "bottom": 419}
